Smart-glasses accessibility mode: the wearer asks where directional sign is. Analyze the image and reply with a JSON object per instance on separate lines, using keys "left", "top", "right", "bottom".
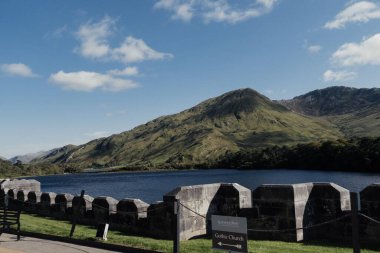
{"left": 212, "top": 215, "right": 248, "bottom": 253}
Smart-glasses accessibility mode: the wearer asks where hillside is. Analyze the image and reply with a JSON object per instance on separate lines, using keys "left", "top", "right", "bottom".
{"left": 278, "top": 86, "right": 380, "bottom": 137}
{"left": 0, "top": 158, "right": 15, "bottom": 175}
{"left": 32, "top": 88, "right": 343, "bottom": 169}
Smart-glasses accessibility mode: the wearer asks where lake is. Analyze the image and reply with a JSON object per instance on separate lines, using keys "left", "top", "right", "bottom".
{"left": 28, "top": 169, "right": 380, "bottom": 204}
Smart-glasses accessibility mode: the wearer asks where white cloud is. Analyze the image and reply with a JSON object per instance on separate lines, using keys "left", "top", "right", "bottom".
{"left": 154, "top": 0, "right": 278, "bottom": 23}
{"left": 308, "top": 45, "right": 322, "bottom": 53}
{"left": 325, "top": 1, "right": 380, "bottom": 29}
{"left": 1, "top": 63, "right": 38, "bottom": 78}
{"left": 323, "top": 70, "right": 357, "bottom": 82}
{"left": 85, "top": 131, "right": 109, "bottom": 139}
{"left": 75, "top": 17, "right": 173, "bottom": 64}
{"left": 112, "top": 36, "right": 173, "bottom": 64}
{"left": 75, "top": 16, "right": 114, "bottom": 59}
{"left": 49, "top": 70, "right": 138, "bottom": 92}
{"left": 332, "top": 33, "right": 380, "bottom": 66}
{"left": 107, "top": 66, "right": 139, "bottom": 76}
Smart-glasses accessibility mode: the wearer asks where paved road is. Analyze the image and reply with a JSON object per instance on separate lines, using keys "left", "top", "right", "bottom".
{"left": 0, "top": 234, "right": 125, "bottom": 253}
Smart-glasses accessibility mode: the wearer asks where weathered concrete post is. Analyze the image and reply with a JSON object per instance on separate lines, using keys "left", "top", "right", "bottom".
{"left": 72, "top": 194, "right": 94, "bottom": 217}
{"left": 40, "top": 192, "right": 57, "bottom": 215}
{"left": 173, "top": 199, "right": 180, "bottom": 253}
{"left": 92, "top": 196, "right": 118, "bottom": 224}
{"left": 163, "top": 183, "right": 252, "bottom": 240}
{"left": 70, "top": 190, "right": 85, "bottom": 238}
{"left": 359, "top": 184, "right": 380, "bottom": 245}
{"left": 7, "top": 189, "right": 18, "bottom": 210}
{"left": 350, "top": 192, "right": 360, "bottom": 253}
{"left": 116, "top": 198, "right": 149, "bottom": 226}
{"left": 0, "top": 188, "right": 9, "bottom": 207}
{"left": 17, "top": 190, "right": 29, "bottom": 210}
{"left": 55, "top": 193, "right": 74, "bottom": 217}
{"left": 27, "top": 191, "right": 42, "bottom": 212}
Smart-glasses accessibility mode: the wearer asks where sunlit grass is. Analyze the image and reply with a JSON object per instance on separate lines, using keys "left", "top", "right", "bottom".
{"left": 19, "top": 213, "right": 379, "bottom": 253}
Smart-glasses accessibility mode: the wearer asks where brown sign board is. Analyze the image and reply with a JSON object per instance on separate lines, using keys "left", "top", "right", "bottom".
{"left": 212, "top": 215, "right": 248, "bottom": 253}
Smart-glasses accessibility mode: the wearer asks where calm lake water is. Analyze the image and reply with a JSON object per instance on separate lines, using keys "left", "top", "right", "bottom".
{"left": 28, "top": 169, "right": 380, "bottom": 204}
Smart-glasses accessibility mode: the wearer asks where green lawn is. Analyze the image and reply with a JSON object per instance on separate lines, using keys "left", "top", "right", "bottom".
{"left": 18, "top": 213, "right": 380, "bottom": 253}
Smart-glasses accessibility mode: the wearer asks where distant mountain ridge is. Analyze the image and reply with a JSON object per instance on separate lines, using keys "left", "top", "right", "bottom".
{"left": 32, "top": 88, "right": 344, "bottom": 169}
{"left": 278, "top": 86, "right": 380, "bottom": 116}
{"left": 278, "top": 86, "right": 380, "bottom": 137}
{"left": 10, "top": 150, "right": 56, "bottom": 164}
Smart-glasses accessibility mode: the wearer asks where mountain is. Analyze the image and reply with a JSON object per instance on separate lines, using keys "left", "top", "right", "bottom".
{"left": 278, "top": 86, "right": 380, "bottom": 116}
{"left": 31, "top": 145, "right": 77, "bottom": 164}
{"left": 33, "top": 88, "right": 343, "bottom": 169}
{"left": 10, "top": 150, "right": 56, "bottom": 164}
{"left": 278, "top": 86, "right": 380, "bottom": 137}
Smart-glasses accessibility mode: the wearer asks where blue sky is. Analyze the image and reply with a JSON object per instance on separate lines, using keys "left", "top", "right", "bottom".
{"left": 1, "top": 0, "right": 380, "bottom": 158}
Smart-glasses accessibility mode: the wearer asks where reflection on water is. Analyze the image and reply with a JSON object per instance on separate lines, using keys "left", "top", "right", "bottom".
{"left": 28, "top": 169, "right": 380, "bottom": 204}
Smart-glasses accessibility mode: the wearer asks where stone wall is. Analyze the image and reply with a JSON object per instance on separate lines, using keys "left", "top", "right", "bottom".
{"left": 3, "top": 178, "right": 380, "bottom": 246}
{"left": 249, "top": 183, "right": 351, "bottom": 242}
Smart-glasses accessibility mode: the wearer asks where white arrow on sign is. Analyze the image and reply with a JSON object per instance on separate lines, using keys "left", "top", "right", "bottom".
{"left": 217, "top": 242, "right": 242, "bottom": 249}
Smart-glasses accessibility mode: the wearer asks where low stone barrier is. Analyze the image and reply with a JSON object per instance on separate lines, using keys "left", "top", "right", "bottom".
{"left": 4, "top": 177, "right": 380, "bottom": 247}
{"left": 162, "top": 183, "right": 252, "bottom": 240}
{"left": 0, "top": 179, "right": 40, "bottom": 192}
{"left": 72, "top": 194, "right": 95, "bottom": 224}
{"left": 360, "top": 184, "right": 380, "bottom": 245}
{"left": 147, "top": 201, "right": 173, "bottom": 239}
{"left": 54, "top": 193, "right": 74, "bottom": 217}
{"left": 7, "top": 189, "right": 18, "bottom": 210}
{"left": 27, "top": 191, "right": 42, "bottom": 212}
{"left": 250, "top": 183, "right": 351, "bottom": 242}
{"left": 16, "top": 190, "right": 29, "bottom": 210}
{"left": 40, "top": 192, "right": 57, "bottom": 215}
{"left": 92, "top": 196, "right": 118, "bottom": 223}
{"left": 117, "top": 198, "right": 149, "bottom": 224}
{"left": 0, "top": 188, "right": 9, "bottom": 206}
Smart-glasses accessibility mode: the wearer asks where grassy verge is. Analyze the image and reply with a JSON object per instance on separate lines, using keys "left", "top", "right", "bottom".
{"left": 19, "top": 213, "right": 379, "bottom": 253}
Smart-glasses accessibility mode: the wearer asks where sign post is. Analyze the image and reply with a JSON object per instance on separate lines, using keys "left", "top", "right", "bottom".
{"left": 212, "top": 215, "right": 248, "bottom": 253}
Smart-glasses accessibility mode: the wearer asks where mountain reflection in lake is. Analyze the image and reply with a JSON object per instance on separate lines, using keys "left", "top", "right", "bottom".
{"left": 27, "top": 169, "right": 380, "bottom": 204}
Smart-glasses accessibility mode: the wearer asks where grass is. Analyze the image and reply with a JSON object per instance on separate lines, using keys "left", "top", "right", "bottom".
{"left": 17, "top": 213, "right": 380, "bottom": 253}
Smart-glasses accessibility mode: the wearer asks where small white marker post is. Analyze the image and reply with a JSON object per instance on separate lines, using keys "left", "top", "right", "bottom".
{"left": 96, "top": 223, "right": 109, "bottom": 241}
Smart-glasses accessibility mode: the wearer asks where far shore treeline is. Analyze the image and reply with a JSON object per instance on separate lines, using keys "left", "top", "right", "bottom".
{"left": 217, "top": 137, "right": 380, "bottom": 172}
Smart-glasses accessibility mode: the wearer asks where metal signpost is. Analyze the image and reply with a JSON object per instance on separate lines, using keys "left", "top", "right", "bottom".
{"left": 212, "top": 215, "right": 248, "bottom": 253}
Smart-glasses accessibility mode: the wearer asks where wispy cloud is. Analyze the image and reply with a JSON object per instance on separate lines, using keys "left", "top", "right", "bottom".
{"left": 1, "top": 63, "right": 38, "bottom": 78}
{"left": 107, "top": 66, "right": 139, "bottom": 76}
{"left": 154, "top": 0, "right": 278, "bottom": 24}
{"left": 331, "top": 33, "right": 380, "bottom": 66}
{"left": 325, "top": 1, "right": 380, "bottom": 29}
{"left": 323, "top": 70, "right": 357, "bottom": 82}
{"left": 75, "top": 16, "right": 173, "bottom": 63}
{"left": 49, "top": 70, "right": 139, "bottom": 92}
{"left": 85, "top": 131, "right": 109, "bottom": 139}
{"left": 308, "top": 45, "right": 322, "bottom": 54}
{"left": 106, "top": 109, "right": 128, "bottom": 117}
{"left": 44, "top": 25, "right": 68, "bottom": 39}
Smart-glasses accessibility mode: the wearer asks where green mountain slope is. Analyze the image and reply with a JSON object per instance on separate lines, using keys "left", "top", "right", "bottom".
{"left": 279, "top": 86, "right": 380, "bottom": 137}
{"left": 33, "top": 88, "right": 342, "bottom": 168}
